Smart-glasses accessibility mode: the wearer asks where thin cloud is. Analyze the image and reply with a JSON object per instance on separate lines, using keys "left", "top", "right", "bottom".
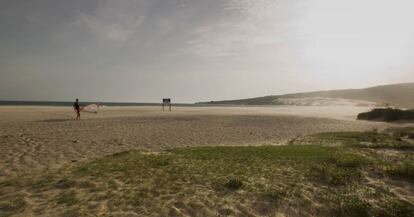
{"left": 74, "top": 13, "right": 145, "bottom": 43}
{"left": 1, "top": 0, "right": 413, "bottom": 102}
{"left": 185, "top": 0, "right": 297, "bottom": 59}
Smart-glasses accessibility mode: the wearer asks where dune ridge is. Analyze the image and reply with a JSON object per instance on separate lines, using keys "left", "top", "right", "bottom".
{"left": 201, "top": 82, "right": 414, "bottom": 108}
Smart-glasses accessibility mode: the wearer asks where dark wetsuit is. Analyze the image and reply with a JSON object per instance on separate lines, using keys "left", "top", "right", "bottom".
{"left": 73, "top": 101, "right": 80, "bottom": 119}
{"left": 73, "top": 101, "right": 80, "bottom": 112}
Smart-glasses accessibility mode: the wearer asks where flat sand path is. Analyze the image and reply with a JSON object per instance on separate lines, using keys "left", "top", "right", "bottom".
{"left": 0, "top": 106, "right": 399, "bottom": 181}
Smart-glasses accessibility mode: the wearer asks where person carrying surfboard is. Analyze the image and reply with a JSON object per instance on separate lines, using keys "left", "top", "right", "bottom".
{"left": 73, "top": 98, "right": 81, "bottom": 120}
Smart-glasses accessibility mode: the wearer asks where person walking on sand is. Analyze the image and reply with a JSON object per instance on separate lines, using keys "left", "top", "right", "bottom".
{"left": 73, "top": 98, "right": 81, "bottom": 120}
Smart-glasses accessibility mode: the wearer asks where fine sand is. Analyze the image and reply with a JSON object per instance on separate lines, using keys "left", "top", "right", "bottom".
{"left": 0, "top": 105, "right": 397, "bottom": 181}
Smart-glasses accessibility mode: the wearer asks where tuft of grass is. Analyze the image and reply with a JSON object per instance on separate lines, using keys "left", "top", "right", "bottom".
{"left": 31, "top": 177, "right": 53, "bottom": 190}
{"left": 386, "top": 127, "right": 414, "bottom": 140}
{"left": 54, "top": 178, "right": 77, "bottom": 189}
{"left": 128, "top": 189, "right": 151, "bottom": 206}
{"left": 307, "top": 152, "right": 367, "bottom": 186}
{"left": 0, "top": 196, "right": 26, "bottom": 217}
{"left": 312, "top": 131, "right": 414, "bottom": 149}
{"left": 223, "top": 179, "right": 243, "bottom": 191}
{"left": 0, "top": 180, "right": 18, "bottom": 188}
{"left": 376, "top": 199, "right": 414, "bottom": 217}
{"left": 333, "top": 195, "right": 371, "bottom": 217}
{"left": 61, "top": 209, "right": 82, "bottom": 217}
{"left": 329, "top": 153, "right": 370, "bottom": 168}
{"left": 308, "top": 163, "right": 362, "bottom": 186}
{"left": 386, "top": 163, "right": 414, "bottom": 181}
{"left": 261, "top": 188, "right": 287, "bottom": 204}
{"left": 55, "top": 190, "right": 78, "bottom": 206}
{"left": 218, "top": 208, "right": 233, "bottom": 216}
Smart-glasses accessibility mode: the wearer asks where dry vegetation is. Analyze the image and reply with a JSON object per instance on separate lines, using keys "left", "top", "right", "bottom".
{"left": 1, "top": 128, "right": 413, "bottom": 217}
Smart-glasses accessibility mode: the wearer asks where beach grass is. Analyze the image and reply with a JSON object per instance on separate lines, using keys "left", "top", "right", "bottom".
{"left": 307, "top": 128, "right": 414, "bottom": 149}
{"left": 0, "top": 129, "right": 413, "bottom": 216}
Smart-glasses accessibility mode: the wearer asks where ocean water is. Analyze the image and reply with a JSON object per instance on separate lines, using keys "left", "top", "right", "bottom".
{"left": 0, "top": 101, "right": 198, "bottom": 107}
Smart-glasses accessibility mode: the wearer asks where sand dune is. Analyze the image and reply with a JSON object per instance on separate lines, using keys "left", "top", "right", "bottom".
{"left": 203, "top": 82, "right": 414, "bottom": 108}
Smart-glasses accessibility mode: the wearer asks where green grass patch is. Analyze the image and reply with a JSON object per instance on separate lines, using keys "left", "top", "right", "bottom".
{"left": 386, "top": 163, "right": 414, "bottom": 181}
{"left": 61, "top": 209, "right": 82, "bottom": 217}
{"left": 0, "top": 196, "right": 26, "bottom": 217}
{"left": 386, "top": 127, "right": 414, "bottom": 139}
{"left": 376, "top": 199, "right": 414, "bottom": 217}
{"left": 312, "top": 131, "right": 414, "bottom": 149}
{"left": 308, "top": 163, "right": 362, "bottom": 186}
{"left": 333, "top": 194, "right": 371, "bottom": 217}
{"left": 62, "top": 145, "right": 372, "bottom": 213}
{"left": 260, "top": 188, "right": 287, "bottom": 204}
{"left": 54, "top": 178, "right": 77, "bottom": 189}
{"left": 1, "top": 130, "right": 413, "bottom": 216}
{"left": 55, "top": 190, "right": 78, "bottom": 206}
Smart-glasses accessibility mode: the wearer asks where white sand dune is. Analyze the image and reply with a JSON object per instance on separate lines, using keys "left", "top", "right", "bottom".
{"left": 274, "top": 97, "right": 376, "bottom": 107}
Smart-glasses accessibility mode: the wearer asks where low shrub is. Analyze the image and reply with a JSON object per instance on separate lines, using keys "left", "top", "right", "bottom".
{"left": 386, "top": 163, "right": 414, "bottom": 181}
{"left": 357, "top": 108, "right": 414, "bottom": 122}
{"left": 224, "top": 179, "right": 243, "bottom": 191}
{"left": 376, "top": 199, "right": 414, "bottom": 217}
{"left": 333, "top": 195, "right": 371, "bottom": 217}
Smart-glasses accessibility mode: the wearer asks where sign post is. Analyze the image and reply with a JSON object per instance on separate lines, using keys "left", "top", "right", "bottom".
{"left": 162, "top": 98, "right": 171, "bottom": 111}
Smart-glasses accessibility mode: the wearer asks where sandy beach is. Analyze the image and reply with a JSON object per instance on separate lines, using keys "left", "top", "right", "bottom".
{"left": 0, "top": 105, "right": 392, "bottom": 181}
{"left": 1, "top": 105, "right": 414, "bottom": 217}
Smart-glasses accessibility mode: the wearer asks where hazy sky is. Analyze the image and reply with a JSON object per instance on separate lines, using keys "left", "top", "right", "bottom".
{"left": 1, "top": 0, "right": 413, "bottom": 103}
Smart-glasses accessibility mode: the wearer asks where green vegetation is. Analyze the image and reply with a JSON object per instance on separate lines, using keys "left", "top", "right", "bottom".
{"left": 333, "top": 195, "right": 371, "bottom": 217}
{"left": 0, "top": 129, "right": 413, "bottom": 216}
{"left": 0, "top": 196, "right": 25, "bottom": 217}
{"left": 386, "top": 163, "right": 414, "bottom": 181}
{"left": 357, "top": 108, "right": 414, "bottom": 122}
{"left": 308, "top": 129, "right": 414, "bottom": 149}
{"left": 223, "top": 179, "right": 244, "bottom": 191}
{"left": 55, "top": 190, "right": 78, "bottom": 206}
{"left": 386, "top": 127, "right": 414, "bottom": 139}
{"left": 377, "top": 199, "right": 414, "bottom": 217}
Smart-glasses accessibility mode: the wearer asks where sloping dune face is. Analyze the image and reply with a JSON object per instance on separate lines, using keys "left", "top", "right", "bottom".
{"left": 274, "top": 97, "right": 376, "bottom": 107}
{"left": 203, "top": 83, "right": 414, "bottom": 109}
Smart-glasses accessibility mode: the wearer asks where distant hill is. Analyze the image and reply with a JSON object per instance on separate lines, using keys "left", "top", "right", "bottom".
{"left": 200, "top": 83, "right": 414, "bottom": 108}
